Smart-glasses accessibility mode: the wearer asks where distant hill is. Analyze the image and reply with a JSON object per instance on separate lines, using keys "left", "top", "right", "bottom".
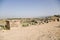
{"left": 0, "top": 14, "right": 60, "bottom": 20}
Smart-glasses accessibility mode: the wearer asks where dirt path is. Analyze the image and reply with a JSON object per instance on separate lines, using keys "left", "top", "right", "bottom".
{"left": 0, "top": 21, "right": 60, "bottom": 40}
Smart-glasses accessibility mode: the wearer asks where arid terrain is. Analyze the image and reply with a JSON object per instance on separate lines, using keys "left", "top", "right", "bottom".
{"left": 0, "top": 21, "right": 60, "bottom": 40}
{"left": 0, "top": 15, "right": 60, "bottom": 40}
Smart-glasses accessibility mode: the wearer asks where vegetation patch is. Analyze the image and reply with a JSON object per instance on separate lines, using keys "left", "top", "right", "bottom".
{"left": 0, "top": 25, "right": 10, "bottom": 30}
{"left": 0, "top": 25, "right": 5, "bottom": 30}
{"left": 22, "top": 23, "right": 29, "bottom": 27}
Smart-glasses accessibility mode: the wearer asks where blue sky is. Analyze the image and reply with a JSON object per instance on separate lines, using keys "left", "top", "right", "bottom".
{"left": 0, "top": 0, "right": 60, "bottom": 18}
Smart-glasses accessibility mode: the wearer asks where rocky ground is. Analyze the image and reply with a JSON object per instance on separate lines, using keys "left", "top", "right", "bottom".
{"left": 0, "top": 21, "right": 60, "bottom": 40}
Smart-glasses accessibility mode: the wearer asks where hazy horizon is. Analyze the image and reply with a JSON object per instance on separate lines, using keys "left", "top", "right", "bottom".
{"left": 0, "top": 0, "right": 60, "bottom": 18}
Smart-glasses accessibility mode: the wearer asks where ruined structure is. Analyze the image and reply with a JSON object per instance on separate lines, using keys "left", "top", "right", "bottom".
{"left": 0, "top": 15, "right": 60, "bottom": 30}
{"left": 7, "top": 20, "right": 21, "bottom": 27}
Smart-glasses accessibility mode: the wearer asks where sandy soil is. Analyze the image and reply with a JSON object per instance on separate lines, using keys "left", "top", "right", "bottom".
{"left": 0, "top": 21, "right": 60, "bottom": 40}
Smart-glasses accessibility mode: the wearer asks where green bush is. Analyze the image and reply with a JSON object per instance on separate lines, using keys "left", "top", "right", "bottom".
{"left": 0, "top": 25, "right": 5, "bottom": 30}
{"left": 31, "top": 20, "right": 37, "bottom": 23}
{"left": 22, "top": 23, "right": 29, "bottom": 27}
{"left": 30, "top": 22, "right": 37, "bottom": 25}
{"left": 30, "top": 20, "right": 38, "bottom": 25}
{"left": 0, "top": 25, "right": 10, "bottom": 30}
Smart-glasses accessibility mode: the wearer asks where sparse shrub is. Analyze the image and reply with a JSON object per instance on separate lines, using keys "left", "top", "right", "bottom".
{"left": 22, "top": 23, "right": 29, "bottom": 27}
{"left": 30, "top": 20, "right": 38, "bottom": 25}
{"left": 44, "top": 20, "right": 48, "bottom": 23}
{"left": 31, "top": 20, "right": 37, "bottom": 23}
{"left": 57, "top": 18, "right": 59, "bottom": 22}
{"left": 30, "top": 22, "right": 37, "bottom": 25}
{"left": 0, "top": 25, "right": 10, "bottom": 30}
{"left": 0, "top": 25, "right": 5, "bottom": 30}
{"left": 53, "top": 19, "right": 55, "bottom": 21}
